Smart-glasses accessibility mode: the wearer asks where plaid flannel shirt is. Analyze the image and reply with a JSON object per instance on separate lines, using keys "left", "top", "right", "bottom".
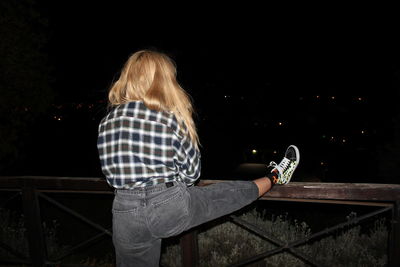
{"left": 97, "top": 101, "right": 201, "bottom": 189}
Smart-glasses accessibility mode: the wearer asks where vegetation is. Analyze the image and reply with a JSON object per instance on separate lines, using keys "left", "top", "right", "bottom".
{"left": 0, "top": 208, "right": 68, "bottom": 261}
{"left": 0, "top": 207, "right": 387, "bottom": 266}
{"left": 0, "top": 0, "right": 53, "bottom": 172}
{"left": 160, "top": 209, "right": 387, "bottom": 267}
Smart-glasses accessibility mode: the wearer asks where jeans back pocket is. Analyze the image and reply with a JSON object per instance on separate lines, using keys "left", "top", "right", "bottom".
{"left": 148, "top": 185, "right": 190, "bottom": 238}
{"left": 112, "top": 197, "right": 149, "bottom": 246}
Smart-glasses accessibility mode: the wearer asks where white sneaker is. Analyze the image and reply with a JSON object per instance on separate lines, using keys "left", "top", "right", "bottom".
{"left": 268, "top": 145, "right": 300, "bottom": 184}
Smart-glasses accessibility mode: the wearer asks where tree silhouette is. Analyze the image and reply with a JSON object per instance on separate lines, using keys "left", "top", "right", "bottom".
{"left": 377, "top": 68, "right": 400, "bottom": 183}
{"left": 0, "top": 0, "right": 54, "bottom": 172}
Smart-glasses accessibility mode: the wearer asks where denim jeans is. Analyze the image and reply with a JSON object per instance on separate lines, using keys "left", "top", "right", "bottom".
{"left": 112, "top": 180, "right": 259, "bottom": 267}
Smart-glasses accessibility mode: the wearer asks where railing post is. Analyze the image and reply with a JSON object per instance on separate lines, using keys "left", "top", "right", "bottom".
{"left": 22, "top": 186, "right": 47, "bottom": 267}
{"left": 389, "top": 200, "right": 400, "bottom": 267}
{"left": 180, "top": 230, "right": 199, "bottom": 267}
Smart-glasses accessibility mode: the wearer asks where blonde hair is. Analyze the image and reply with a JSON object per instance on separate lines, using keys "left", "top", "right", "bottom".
{"left": 108, "top": 50, "right": 199, "bottom": 147}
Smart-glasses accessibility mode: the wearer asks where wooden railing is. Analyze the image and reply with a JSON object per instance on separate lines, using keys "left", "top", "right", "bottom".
{"left": 0, "top": 176, "right": 399, "bottom": 266}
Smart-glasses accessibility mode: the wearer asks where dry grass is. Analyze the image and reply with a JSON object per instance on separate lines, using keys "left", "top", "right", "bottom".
{"left": 0, "top": 208, "right": 388, "bottom": 267}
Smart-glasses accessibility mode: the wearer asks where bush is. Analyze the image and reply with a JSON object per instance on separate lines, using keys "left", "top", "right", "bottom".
{"left": 161, "top": 209, "right": 388, "bottom": 267}
{"left": 0, "top": 208, "right": 68, "bottom": 261}
{"left": 0, "top": 207, "right": 387, "bottom": 266}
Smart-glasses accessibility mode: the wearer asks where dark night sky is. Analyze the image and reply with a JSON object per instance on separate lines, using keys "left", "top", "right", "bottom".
{"left": 36, "top": 1, "right": 400, "bottom": 102}
{"left": 7, "top": 1, "right": 400, "bottom": 183}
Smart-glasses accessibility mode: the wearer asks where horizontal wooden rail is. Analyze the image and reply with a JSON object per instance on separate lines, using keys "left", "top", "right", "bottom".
{"left": 0, "top": 176, "right": 111, "bottom": 192}
{"left": 199, "top": 180, "right": 400, "bottom": 202}
{"left": 1, "top": 176, "right": 399, "bottom": 201}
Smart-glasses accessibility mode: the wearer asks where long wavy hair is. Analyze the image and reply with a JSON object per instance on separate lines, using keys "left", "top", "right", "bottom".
{"left": 108, "top": 50, "right": 199, "bottom": 147}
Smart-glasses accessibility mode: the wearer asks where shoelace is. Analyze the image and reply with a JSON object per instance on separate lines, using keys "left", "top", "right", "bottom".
{"left": 268, "top": 157, "right": 291, "bottom": 175}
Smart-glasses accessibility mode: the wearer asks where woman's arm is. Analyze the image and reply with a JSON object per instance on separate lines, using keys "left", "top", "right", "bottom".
{"left": 173, "top": 133, "right": 201, "bottom": 185}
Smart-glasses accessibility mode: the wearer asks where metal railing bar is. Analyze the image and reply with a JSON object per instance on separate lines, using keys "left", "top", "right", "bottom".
{"left": 290, "top": 205, "right": 392, "bottom": 247}
{"left": 0, "top": 258, "right": 31, "bottom": 265}
{"left": 0, "top": 241, "right": 28, "bottom": 260}
{"left": 262, "top": 197, "right": 394, "bottom": 207}
{"left": 38, "top": 192, "right": 112, "bottom": 236}
{"left": 0, "top": 192, "right": 20, "bottom": 209}
{"left": 38, "top": 190, "right": 114, "bottom": 195}
{"left": 230, "top": 205, "right": 392, "bottom": 266}
{"left": 0, "top": 189, "right": 20, "bottom": 192}
{"left": 230, "top": 241, "right": 296, "bottom": 267}
{"left": 47, "top": 264, "right": 94, "bottom": 267}
{"left": 230, "top": 215, "right": 321, "bottom": 267}
{"left": 52, "top": 230, "right": 111, "bottom": 262}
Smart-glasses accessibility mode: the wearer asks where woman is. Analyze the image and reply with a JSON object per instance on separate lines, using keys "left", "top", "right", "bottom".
{"left": 97, "top": 50, "right": 300, "bottom": 266}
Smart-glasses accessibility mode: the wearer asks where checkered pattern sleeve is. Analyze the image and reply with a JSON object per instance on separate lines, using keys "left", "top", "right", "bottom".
{"left": 172, "top": 130, "right": 201, "bottom": 186}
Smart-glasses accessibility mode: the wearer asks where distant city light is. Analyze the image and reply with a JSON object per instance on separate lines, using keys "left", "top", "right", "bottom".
{"left": 252, "top": 149, "right": 257, "bottom": 155}
{"left": 278, "top": 122, "right": 283, "bottom": 126}
{"left": 316, "top": 95, "right": 320, "bottom": 99}
{"left": 320, "top": 161, "right": 324, "bottom": 166}
{"left": 361, "top": 130, "right": 365, "bottom": 134}
{"left": 273, "top": 150, "right": 277, "bottom": 154}
{"left": 331, "top": 96, "right": 335, "bottom": 100}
